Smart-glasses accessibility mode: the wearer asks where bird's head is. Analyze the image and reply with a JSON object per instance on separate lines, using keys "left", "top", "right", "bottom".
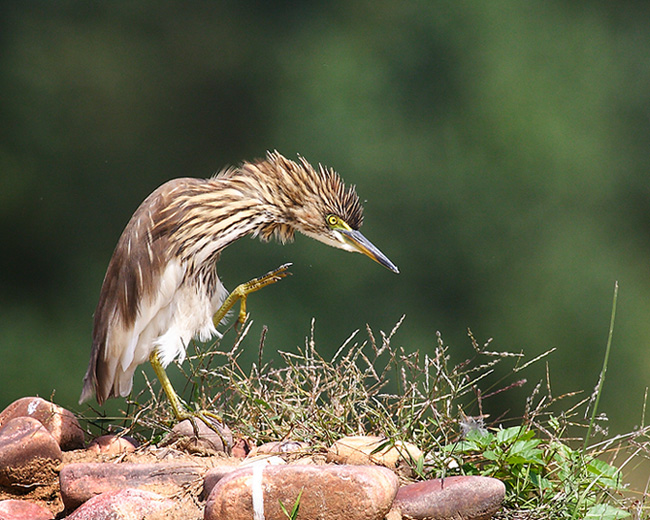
{"left": 298, "top": 211, "right": 399, "bottom": 274}
{"left": 253, "top": 152, "right": 399, "bottom": 274}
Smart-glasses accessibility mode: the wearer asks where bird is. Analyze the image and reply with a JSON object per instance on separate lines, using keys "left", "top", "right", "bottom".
{"left": 79, "top": 151, "right": 399, "bottom": 422}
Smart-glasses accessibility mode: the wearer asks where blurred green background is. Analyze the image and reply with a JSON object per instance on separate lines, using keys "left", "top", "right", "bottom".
{"left": 1, "top": 1, "right": 649, "bottom": 453}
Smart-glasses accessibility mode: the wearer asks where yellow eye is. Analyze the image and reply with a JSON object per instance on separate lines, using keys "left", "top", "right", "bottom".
{"left": 326, "top": 215, "right": 339, "bottom": 227}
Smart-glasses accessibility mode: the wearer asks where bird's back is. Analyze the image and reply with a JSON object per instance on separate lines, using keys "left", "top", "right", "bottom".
{"left": 80, "top": 178, "right": 216, "bottom": 404}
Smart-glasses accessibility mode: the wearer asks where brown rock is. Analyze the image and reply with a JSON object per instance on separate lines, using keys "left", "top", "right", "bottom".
{"left": 328, "top": 435, "right": 423, "bottom": 470}
{"left": 59, "top": 462, "right": 206, "bottom": 509}
{"left": 64, "top": 488, "right": 175, "bottom": 520}
{"left": 0, "top": 416, "right": 62, "bottom": 489}
{"left": 393, "top": 475, "right": 506, "bottom": 520}
{"left": 231, "top": 437, "right": 254, "bottom": 458}
{"left": 202, "top": 466, "right": 241, "bottom": 500}
{"left": 205, "top": 464, "right": 399, "bottom": 520}
{"left": 0, "top": 499, "right": 54, "bottom": 520}
{"left": 160, "top": 418, "right": 233, "bottom": 455}
{"left": 87, "top": 435, "right": 138, "bottom": 455}
{"left": 0, "top": 397, "right": 84, "bottom": 450}
{"left": 202, "top": 456, "right": 286, "bottom": 500}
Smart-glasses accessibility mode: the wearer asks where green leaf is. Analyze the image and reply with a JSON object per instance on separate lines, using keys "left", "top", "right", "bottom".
{"left": 584, "top": 503, "right": 630, "bottom": 520}
{"left": 278, "top": 489, "right": 303, "bottom": 520}
{"left": 483, "top": 449, "right": 500, "bottom": 461}
{"left": 496, "top": 426, "right": 532, "bottom": 444}
{"left": 586, "top": 458, "right": 623, "bottom": 489}
{"left": 465, "top": 428, "right": 494, "bottom": 446}
{"left": 508, "top": 440, "right": 544, "bottom": 465}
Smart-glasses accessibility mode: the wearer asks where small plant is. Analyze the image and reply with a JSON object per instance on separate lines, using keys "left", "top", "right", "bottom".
{"left": 279, "top": 489, "right": 303, "bottom": 520}
{"left": 449, "top": 424, "right": 629, "bottom": 519}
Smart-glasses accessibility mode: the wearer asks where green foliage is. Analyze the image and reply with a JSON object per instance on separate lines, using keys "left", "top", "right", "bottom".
{"left": 450, "top": 425, "right": 629, "bottom": 518}
{"left": 279, "top": 489, "right": 303, "bottom": 520}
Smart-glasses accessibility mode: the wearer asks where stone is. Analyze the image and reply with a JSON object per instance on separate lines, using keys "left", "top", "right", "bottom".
{"left": 202, "top": 456, "right": 285, "bottom": 500}
{"left": 205, "top": 464, "right": 399, "bottom": 520}
{"left": 86, "top": 435, "right": 138, "bottom": 455}
{"left": 159, "top": 418, "right": 232, "bottom": 455}
{"left": 327, "top": 435, "right": 423, "bottom": 470}
{"left": 248, "top": 440, "right": 309, "bottom": 457}
{"left": 0, "top": 416, "right": 62, "bottom": 489}
{"left": 392, "top": 475, "right": 506, "bottom": 520}
{"left": 59, "top": 462, "right": 206, "bottom": 509}
{"left": 240, "top": 454, "right": 286, "bottom": 467}
{"left": 231, "top": 437, "right": 254, "bottom": 458}
{"left": 202, "top": 466, "right": 241, "bottom": 500}
{"left": 0, "top": 397, "right": 84, "bottom": 451}
{"left": 0, "top": 499, "right": 54, "bottom": 520}
{"left": 64, "top": 488, "right": 175, "bottom": 520}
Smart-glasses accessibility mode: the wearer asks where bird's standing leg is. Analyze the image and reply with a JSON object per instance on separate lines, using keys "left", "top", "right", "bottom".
{"left": 149, "top": 350, "right": 224, "bottom": 436}
{"left": 147, "top": 263, "right": 291, "bottom": 443}
{"left": 212, "top": 263, "right": 292, "bottom": 330}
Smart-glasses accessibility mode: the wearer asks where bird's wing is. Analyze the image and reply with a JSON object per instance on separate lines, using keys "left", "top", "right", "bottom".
{"left": 80, "top": 179, "right": 194, "bottom": 404}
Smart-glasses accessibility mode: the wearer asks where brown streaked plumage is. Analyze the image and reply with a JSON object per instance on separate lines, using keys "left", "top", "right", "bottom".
{"left": 80, "top": 151, "right": 398, "bottom": 410}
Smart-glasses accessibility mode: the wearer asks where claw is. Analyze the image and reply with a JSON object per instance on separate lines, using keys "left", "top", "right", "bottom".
{"left": 213, "top": 263, "right": 293, "bottom": 329}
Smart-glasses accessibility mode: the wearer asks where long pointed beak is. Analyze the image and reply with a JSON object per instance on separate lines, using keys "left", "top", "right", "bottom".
{"left": 340, "top": 229, "right": 399, "bottom": 274}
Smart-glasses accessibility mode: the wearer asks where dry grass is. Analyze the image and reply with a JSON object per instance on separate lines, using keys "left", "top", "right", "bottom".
{"left": 81, "top": 311, "right": 650, "bottom": 519}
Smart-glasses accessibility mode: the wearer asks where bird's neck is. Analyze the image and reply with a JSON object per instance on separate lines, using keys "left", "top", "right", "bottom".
{"left": 171, "top": 172, "right": 297, "bottom": 268}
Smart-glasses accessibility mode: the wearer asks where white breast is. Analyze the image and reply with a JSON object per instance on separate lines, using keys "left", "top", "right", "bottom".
{"left": 106, "top": 259, "right": 228, "bottom": 398}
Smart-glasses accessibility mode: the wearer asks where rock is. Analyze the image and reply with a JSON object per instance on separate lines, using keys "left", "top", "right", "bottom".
{"left": 0, "top": 416, "right": 62, "bottom": 489}
{"left": 202, "top": 466, "right": 241, "bottom": 500}
{"left": 160, "top": 418, "right": 232, "bottom": 455}
{"left": 0, "top": 499, "right": 54, "bottom": 520}
{"left": 240, "top": 454, "right": 286, "bottom": 467}
{"left": 248, "top": 440, "right": 309, "bottom": 457}
{"left": 327, "top": 435, "right": 423, "bottom": 470}
{"left": 202, "top": 456, "right": 285, "bottom": 500}
{"left": 392, "top": 475, "right": 506, "bottom": 520}
{"left": 231, "top": 437, "right": 254, "bottom": 458}
{"left": 385, "top": 508, "right": 402, "bottom": 520}
{"left": 59, "top": 462, "right": 206, "bottom": 509}
{"left": 64, "top": 488, "right": 175, "bottom": 520}
{"left": 0, "top": 397, "right": 84, "bottom": 451}
{"left": 205, "top": 464, "right": 398, "bottom": 520}
{"left": 87, "top": 435, "right": 138, "bottom": 455}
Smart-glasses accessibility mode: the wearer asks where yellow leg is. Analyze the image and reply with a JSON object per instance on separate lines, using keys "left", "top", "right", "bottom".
{"left": 149, "top": 351, "right": 221, "bottom": 425}
{"left": 147, "top": 263, "right": 291, "bottom": 435}
{"left": 213, "top": 263, "right": 292, "bottom": 329}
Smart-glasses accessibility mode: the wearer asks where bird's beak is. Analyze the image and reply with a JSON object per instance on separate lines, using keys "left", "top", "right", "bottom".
{"left": 340, "top": 229, "right": 399, "bottom": 274}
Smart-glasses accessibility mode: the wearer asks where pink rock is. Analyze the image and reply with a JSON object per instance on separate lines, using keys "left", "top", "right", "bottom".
{"left": 59, "top": 462, "right": 205, "bottom": 509}
{"left": 160, "top": 418, "right": 232, "bottom": 454}
{"left": 0, "top": 397, "right": 84, "bottom": 450}
{"left": 393, "top": 475, "right": 506, "bottom": 520}
{"left": 0, "top": 499, "right": 54, "bottom": 520}
{"left": 87, "top": 435, "right": 137, "bottom": 455}
{"left": 0, "top": 416, "right": 62, "bottom": 488}
{"left": 64, "top": 488, "right": 175, "bottom": 520}
{"left": 205, "top": 464, "right": 398, "bottom": 520}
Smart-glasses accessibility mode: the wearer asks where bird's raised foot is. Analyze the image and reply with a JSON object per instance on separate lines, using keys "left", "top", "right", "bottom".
{"left": 240, "top": 262, "right": 293, "bottom": 294}
{"left": 212, "top": 263, "right": 292, "bottom": 328}
{"left": 234, "top": 262, "right": 292, "bottom": 326}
